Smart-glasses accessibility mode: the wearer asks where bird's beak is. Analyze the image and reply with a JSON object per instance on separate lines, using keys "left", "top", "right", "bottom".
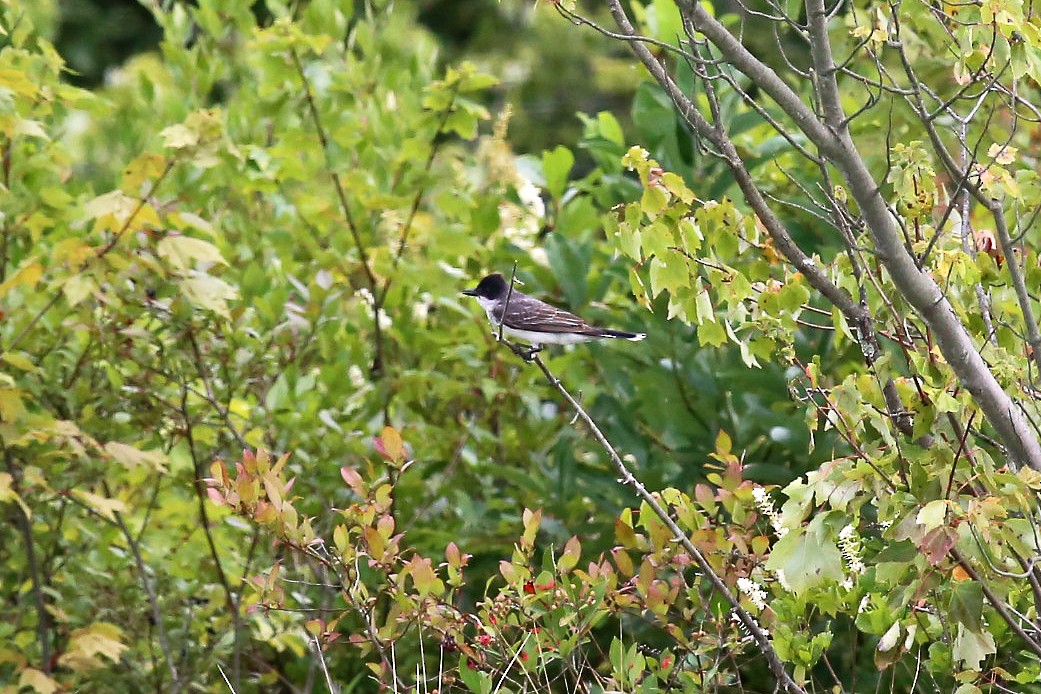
{"left": 461, "top": 288, "right": 478, "bottom": 297}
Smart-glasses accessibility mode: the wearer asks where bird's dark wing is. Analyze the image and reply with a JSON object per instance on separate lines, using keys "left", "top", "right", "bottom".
{"left": 494, "top": 292, "right": 600, "bottom": 334}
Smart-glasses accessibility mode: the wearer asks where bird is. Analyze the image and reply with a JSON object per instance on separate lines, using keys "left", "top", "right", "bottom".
{"left": 461, "top": 273, "right": 645, "bottom": 357}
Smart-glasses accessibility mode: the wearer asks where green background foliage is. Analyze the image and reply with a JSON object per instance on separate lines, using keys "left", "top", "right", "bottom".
{"left": 4, "top": 0, "right": 1041, "bottom": 692}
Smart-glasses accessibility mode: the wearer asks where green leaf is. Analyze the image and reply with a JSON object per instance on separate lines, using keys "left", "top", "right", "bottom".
{"left": 542, "top": 145, "right": 574, "bottom": 199}
{"left": 697, "top": 319, "right": 727, "bottom": 347}
{"left": 916, "top": 500, "right": 949, "bottom": 530}
{"left": 949, "top": 581, "right": 984, "bottom": 632}
{"left": 648, "top": 256, "right": 689, "bottom": 298}
{"left": 641, "top": 220, "right": 675, "bottom": 258}
{"left": 952, "top": 623, "right": 996, "bottom": 670}
{"left": 765, "top": 515, "right": 843, "bottom": 596}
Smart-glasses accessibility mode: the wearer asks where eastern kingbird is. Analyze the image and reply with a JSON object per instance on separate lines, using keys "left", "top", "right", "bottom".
{"left": 462, "top": 273, "right": 646, "bottom": 351}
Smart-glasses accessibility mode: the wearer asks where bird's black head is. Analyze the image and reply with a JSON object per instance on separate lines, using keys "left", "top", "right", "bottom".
{"left": 462, "top": 273, "right": 508, "bottom": 299}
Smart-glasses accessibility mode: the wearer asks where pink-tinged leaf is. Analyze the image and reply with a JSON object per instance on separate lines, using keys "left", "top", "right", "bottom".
{"left": 558, "top": 535, "right": 581, "bottom": 573}
{"left": 446, "top": 541, "right": 461, "bottom": 568}
{"left": 378, "top": 426, "right": 404, "bottom": 461}
{"left": 205, "top": 487, "right": 226, "bottom": 505}
{"left": 372, "top": 436, "right": 388, "bottom": 459}
{"left": 363, "top": 526, "right": 385, "bottom": 559}
{"left": 406, "top": 554, "right": 444, "bottom": 597}
{"left": 499, "top": 560, "right": 516, "bottom": 582}
{"left": 377, "top": 514, "right": 395, "bottom": 539}
{"left": 920, "top": 526, "right": 957, "bottom": 565}
{"left": 340, "top": 467, "right": 365, "bottom": 496}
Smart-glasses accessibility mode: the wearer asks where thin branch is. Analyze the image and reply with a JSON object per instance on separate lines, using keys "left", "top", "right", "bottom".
{"left": 290, "top": 48, "right": 386, "bottom": 377}
{"left": 990, "top": 201, "right": 1041, "bottom": 376}
{"left": 311, "top": 634, "right": 338, "bottom": 694}
{"left": 108, "top": 490, "right": 181, "bottom": 691}
{"left": 6, "top": 449, "right": 51, "bottom": 673}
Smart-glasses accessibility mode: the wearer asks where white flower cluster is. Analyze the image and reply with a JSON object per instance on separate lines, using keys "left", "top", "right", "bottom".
{"left": 737, "top": 577, "right": 769, "bottom": 611}
{"left": 752, "top": 486, "right": 788, "bottom": 537}
{"left": 838, "top": 524, "right": 866, "bottom": 589}
{"left": 356, "top": 288, "right": 393, "bottom": 330}
{"left": 730, "top": 610, "right": 769, "bottom": 643}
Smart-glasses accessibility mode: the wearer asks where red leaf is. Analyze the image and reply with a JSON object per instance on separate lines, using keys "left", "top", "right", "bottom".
{"left": 523, "top": 581, "right": 536, "bottom": 594}
{"left": 919, "top": 526, "right": 957, "bottom": 565}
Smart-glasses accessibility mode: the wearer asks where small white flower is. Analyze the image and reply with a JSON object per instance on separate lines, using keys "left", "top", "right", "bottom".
{"left": 348, "top": 365, "right": 366, "bottom": 388}
{"left": 411, "top": 293, "right": 432, "bottom": 322}
{"left": 752, "top": 486, "right": 788, "bottom": 537}
{"left": 517, "top": 178, "right": 546, "bottom": 219}
{"left": 730, "top": 610, "right": 769, "bottom": 642}
{"left": 837, "top": 523, "right": 866, "bottom": 583}
{"left": 737, "top": 577, "right": 769, "bottom": 611}
{"left": 356, "top": 288, "right": 375, "bottom": 306}
{"left": 775, "top": 569, "right": 792, "bottom": 592}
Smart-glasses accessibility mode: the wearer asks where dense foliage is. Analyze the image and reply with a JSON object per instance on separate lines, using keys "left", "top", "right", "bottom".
{"left": 2, "top": 0, "right": 1041, "bottom": 692}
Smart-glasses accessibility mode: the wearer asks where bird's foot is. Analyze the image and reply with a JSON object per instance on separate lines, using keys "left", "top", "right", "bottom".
{"left": 506, "top": 341, "right": 542, "bottom": 362}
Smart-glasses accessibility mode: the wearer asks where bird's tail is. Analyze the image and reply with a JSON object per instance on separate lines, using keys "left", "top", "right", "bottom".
{"left": 600, "top": 329, "right": 647, "bottom": 341}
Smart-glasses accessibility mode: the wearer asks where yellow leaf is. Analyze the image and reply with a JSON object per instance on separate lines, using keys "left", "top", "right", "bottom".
{"left": 52, "top": 238, "right": 93, "bottom": 266}
{"left": 63, "top": 275, "right": 97, "bottom": 307}
{"left": 0, "top": 68, "right": 40, "bottom": 98}
{"left": 2, "top": 352, "right": 37, "bottom": 372}
{"left": 59, "top": 622, "right": 128, "bottom": 672}
{"left": 71, "top": 489, "right": 126, "bottom": 521}
{"left": 0, "top": 647, "right": 26, "bottom": 666}
{"left": 83, "top": 190, "right": 136, "bottom": 222}
{"left": 159, "top": 123, "right": 198, "bottom": 149}
{"left": 171, "top": 211, "right": 216, "bottom": 238}
{"left": 15, "top": 119, "right": 49, "bottom": 140}
{"left": 18, "top": 668, "right": 58, "bottom": 694}
{"left": 158, "top": 235, "right": 227, "bottom": 273}
{"left": 0, "top": 387, "right": 25, "bottom": 422}
{"left": 0, "top": 257, "right": 42, "bottom": 298}
{"left": 122, "top": 153, "right": 168, "bottom": 190}
{"left": 104, "top": 442, "right": 169, "bottom": 472}
{"left": 380, "top": 426, "right": 403, "bottom": 461}
{"left": 181, "top": 272, "right": 238, "bottom": 317}
{"left": 0, "top": 472, "right": 31, "bottom": 519}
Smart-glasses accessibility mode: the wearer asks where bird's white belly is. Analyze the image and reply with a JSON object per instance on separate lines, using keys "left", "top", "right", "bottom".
{"left": 500, "top": 326, "right": 594, "bottom": 346}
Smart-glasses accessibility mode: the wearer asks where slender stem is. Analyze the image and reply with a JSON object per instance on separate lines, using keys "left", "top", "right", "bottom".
{"left": 108, "top": 492, "right": 180, "bottom": 690}
{"left": 498, "top": 262, "right": 519, "bottom": 343}
{"left": 290, "top": 48, "right": 385, "bottom": 377}
{"left": 989, "top": 202, "right": 1041, "bottom": 376}
{"left": 6, "top": 448, "right": 51, "bottom": 673}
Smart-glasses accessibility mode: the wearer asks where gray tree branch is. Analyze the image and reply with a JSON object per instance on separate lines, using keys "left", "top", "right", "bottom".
{"left": 598, "top": 0, "right": 1041, "bottom": 470}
